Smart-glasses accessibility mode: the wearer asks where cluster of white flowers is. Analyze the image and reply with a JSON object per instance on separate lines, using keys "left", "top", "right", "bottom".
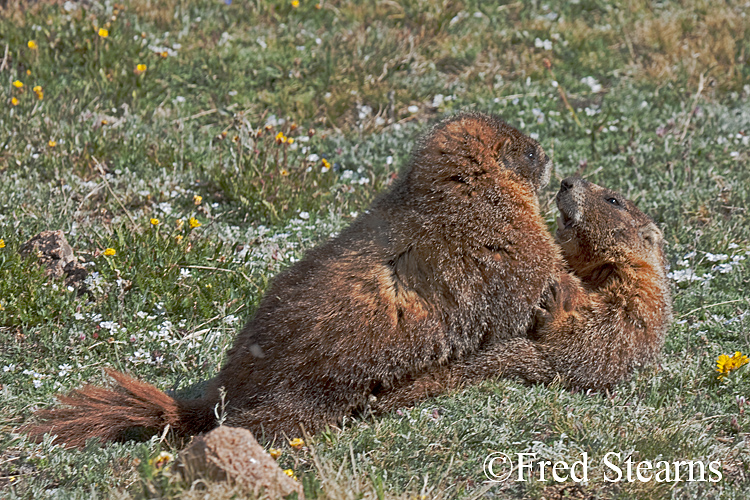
{"left": 22, "top": 368, "right": 47, "bottom": 389}
{"left": 581, "top": 76, "right": 603, "bottom": 93}
{"left": 669, "top": 248, "right": 748, "bottom": 283}
{"left": 83, "top": 271, "right": 107, "bottom": 296}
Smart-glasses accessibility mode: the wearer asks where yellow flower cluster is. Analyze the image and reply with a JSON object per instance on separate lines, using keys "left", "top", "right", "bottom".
{"left": 103, "top": 248, "right": 116, "bottom": 256}
{"left": 283, "top": 468, "right": 297, "bottom": 480}
{"left": 716, "top": 351, "right": 749, "bottom": 380}
{"left": 188, "top": 217, "right": 201, "bottom": 229}
{"left": 268, "top": 448, "right": 282, "bottom": 459}
{"left": 321, "top": 158, "right": 331, "bottom": 170}
{"left": 98, "top": 28, "right": 109, "bottom": 38}
{"left": 10, "top": 78, "right": 44, "bottom": 106}
{"left": 28, "top": 40, "right": 38, "bottom": 50}
{"left": 288, "top": 437, "right": 305, "bottom": 448}
{"left": 150, "top": 218, "right": 160, "bottom": 226}
{"left": 0, "top": 239, "right": 5, "bottom": 249}
{"left": 135, "top": 63, "right": 147, "bottom": 74}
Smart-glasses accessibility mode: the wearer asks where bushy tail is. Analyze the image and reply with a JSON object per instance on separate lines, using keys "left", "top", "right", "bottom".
{"left": 22, "top": 369, "right": 216, "bottom": 448}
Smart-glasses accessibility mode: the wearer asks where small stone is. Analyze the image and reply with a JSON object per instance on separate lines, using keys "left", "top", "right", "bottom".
{"left": 177, "top": 426, "right": 304, "bottom": 498}
{"left": 19, "top": 230, "right": 87, "bottom": 286}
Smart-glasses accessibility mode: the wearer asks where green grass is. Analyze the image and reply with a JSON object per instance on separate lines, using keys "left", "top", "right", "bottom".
{"left": 1, "top": 0, "right": 750, "bottom": 498}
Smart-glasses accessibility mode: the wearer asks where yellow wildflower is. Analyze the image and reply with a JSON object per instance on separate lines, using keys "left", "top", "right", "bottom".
{"left": 289, "top": 437, "right": 304, "bottom": 448}
{"left": 176, "top": 219, "right": 185, "bottom": 230}
{"left": 322, "top": 158, "right": 331, "bottom": 170}
{"left": 283, "top": 468, "right": 297, "bottom": 480}
{"left": 135, "top": 63, "right": 147, "bottom": 74}
{"left": 287, "top": 137, "right": 294, "bottom": 145}
{"left": 26, "top": 69, "right": 31, "bottom": 75}
{"left": 150, "top": 218, "right": 160, "bottom": 226}
{"left": 160, "top": 51, "right": 169, "bottom": 58}
{"left": 291, "top": 0, "right": 300, "bottom": 7}
{"left": 175, "top": 234, "right": 183, "bottom": 243}
{"left": 717, "top": 351, "right": 749, "bottom": 380}
{"left": 149, "top": 451, "right": 174, "bottom": 469}
{"left": 315, "top": 3, "right": 321, "bottom": 8}
{"left": 98, "top": 28, "right": 109, "bottom": 38}
{"left": 0, "top": 239, "right": 5, "bottom": 248}
{"left": 101, "top": 119, "right": 109, "bottom": 125}
{"left": 269, "top": 448, "right": 282, "bottom": 459}
{"left": 12, "top": 80, "right": 23, "bottom": 89}
{"left": 103, "top": 248, "right": 116, "bottom": 256}
{"left": 11, "top": 97, "right": 18, "bottom": 106}
{"left": 280, "top": 168, "right": 289, "bottom": 176}
{"left": 33, "top": 85, "right": 43, "bottom": 100}
{"left": 188, "top": 217, "right": 201, "bottom": 229}
{"left": 48, "top": 140, "right": 57, "bottom": 148}
{"left": 275, "top": 131, "right": 287, "bottom": 144}
{"left": 28, "top": 40, "right": 38, "bottom": 50}
{"left": 193, "top": 195, "right": 202, "bottom": 205}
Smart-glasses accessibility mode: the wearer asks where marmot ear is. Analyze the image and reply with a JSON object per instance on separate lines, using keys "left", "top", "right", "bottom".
{"left": 639, "top": 223, "right": 663, "bottom": 246}
{"left": 492, "top": 136, "right": 512, "bottom": 158}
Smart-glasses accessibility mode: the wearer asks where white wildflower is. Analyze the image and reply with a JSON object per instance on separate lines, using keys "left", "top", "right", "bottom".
{"left": 705, "top": 253, "right": 729, "bottom": 262}
{"left": 668, "top": 269, "right": 699, "bottom": 283}
{"left": 581, "top": 76, "right": 602, "bottom": 93}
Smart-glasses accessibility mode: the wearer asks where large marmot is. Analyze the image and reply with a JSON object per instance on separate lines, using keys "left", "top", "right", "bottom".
{"left": 373, "top": 176, "right": 672, "bottom": 411}
{"left": 26, "top": 113, "right": 564, "bottom": 447}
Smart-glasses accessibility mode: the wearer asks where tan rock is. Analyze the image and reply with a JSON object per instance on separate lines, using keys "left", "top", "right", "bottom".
{"left": 19, "top": 230, "right": 87, "bottom": 285}
{"left": 177, "top": 426, "right": 303, "bottom": 498}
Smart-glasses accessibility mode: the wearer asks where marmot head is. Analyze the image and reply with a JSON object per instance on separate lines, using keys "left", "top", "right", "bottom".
{"left": 405, "top": 113, "right": 552, "bottom": 197}
{"left": 555, "top": 176, "right": 665, "bottom": 278}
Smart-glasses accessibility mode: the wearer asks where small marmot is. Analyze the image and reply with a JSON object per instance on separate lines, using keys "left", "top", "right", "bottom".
{"left": 373, "top": 176, "right": 673, "bottom": 411}
{"left": 25, "top": 113, "right": 565, "bottom": 447}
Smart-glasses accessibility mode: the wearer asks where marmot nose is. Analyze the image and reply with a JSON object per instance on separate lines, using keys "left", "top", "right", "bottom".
{"left": 560, "top": 177, "right": 576, "bottom": 192}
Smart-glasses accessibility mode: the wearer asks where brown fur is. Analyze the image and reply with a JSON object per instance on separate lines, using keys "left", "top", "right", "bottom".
{"left": 24, "top": 112, "right": 564, "bottom": 447}
{"left": 372, "top": 177, "right": 672, "bottom": 411}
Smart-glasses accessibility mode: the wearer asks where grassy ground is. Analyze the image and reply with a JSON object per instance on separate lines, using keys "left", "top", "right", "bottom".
{"left": 1, "top": 0, "right": 749, "bottom": 498}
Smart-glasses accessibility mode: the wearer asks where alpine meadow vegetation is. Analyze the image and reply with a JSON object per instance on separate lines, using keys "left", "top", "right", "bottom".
{"left": 1, "top": 0, "right": 749, "bottom": 498}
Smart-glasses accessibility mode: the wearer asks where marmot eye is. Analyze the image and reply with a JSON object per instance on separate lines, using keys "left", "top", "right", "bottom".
{"left": 526, "top": 148, "right": 536, "bottom": 160}
{"left": 607, "top": 197, "right": 620, "bottom": 206}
